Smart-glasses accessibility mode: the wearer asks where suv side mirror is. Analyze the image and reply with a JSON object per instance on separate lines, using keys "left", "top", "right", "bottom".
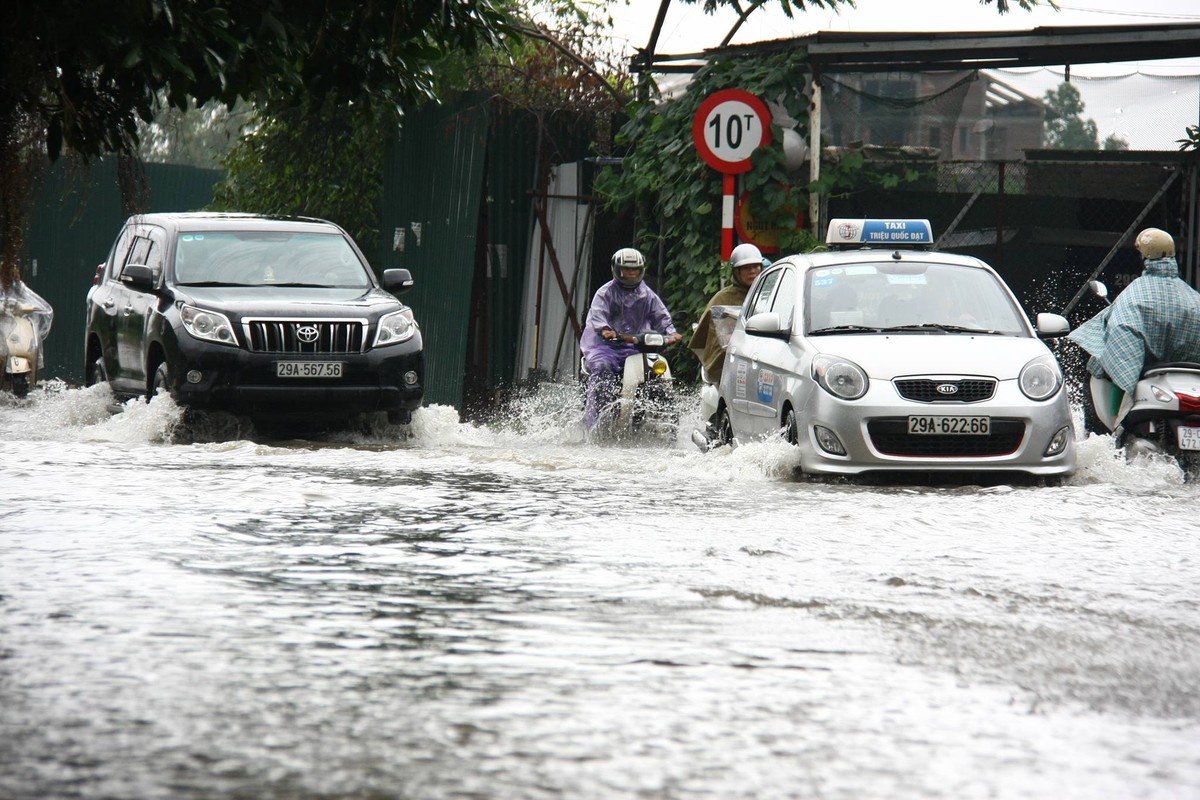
{"left": 120, "top": 264, "right": 156, "bottom": 292}
{"left": 382, "top": 268, "right": 414, "bottom": 294}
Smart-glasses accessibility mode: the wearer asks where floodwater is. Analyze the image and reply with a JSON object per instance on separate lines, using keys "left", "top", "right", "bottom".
{"left": 1, "top": 382, "right": 1198, "bottom": 800}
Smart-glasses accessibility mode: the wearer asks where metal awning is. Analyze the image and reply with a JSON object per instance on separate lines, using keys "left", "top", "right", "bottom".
{"left": 634, "top": 23, "right": 1200, "bottom": 75}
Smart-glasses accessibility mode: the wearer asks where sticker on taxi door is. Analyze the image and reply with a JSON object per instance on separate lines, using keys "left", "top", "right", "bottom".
{"left": 757, "top": 370, "right": 775, "bottom": 402}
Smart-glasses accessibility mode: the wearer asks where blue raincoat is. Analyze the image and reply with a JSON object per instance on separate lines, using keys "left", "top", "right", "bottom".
{"left": 1068, "top": 257, "right": 1200, "bottom": 395}
{"left": 580, "top": 279, "right": 676, "bottom": 428}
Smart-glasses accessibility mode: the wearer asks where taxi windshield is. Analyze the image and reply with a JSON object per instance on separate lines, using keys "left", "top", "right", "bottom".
{"left": 806, "top": 262, "right": 1028, "bottom": 335}
{"left": 172, "top": 231, "right": 372, "bottom": 288}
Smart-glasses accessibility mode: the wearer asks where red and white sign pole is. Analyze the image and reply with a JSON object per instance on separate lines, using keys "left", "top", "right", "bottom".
{"left": 692, "top": 89, "right": 773, "bottom": 260}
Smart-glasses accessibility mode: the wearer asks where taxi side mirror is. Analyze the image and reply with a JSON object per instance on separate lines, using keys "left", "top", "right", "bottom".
{"left": 1035, "top": 312, "right": 1070, "bottom": 338}
{"left": 745, "top": 311, "right": 789, "bottom": 338}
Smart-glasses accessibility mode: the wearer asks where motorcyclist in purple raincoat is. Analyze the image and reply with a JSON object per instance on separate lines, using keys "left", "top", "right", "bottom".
{"left": 581, "top": 247, "right": 681, "bottom": 431}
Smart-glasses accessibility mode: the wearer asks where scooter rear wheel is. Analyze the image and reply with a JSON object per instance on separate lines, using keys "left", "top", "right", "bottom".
{"left": 10, "top": 374, "right": 29, "bottom": 398}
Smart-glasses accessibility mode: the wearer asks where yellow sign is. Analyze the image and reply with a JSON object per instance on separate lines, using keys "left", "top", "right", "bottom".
{"left": 734, "top": 190, "right": 805, "bottom": 254}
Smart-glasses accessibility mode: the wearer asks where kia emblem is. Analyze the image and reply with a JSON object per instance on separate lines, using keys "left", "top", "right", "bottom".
{"left": 936, "top": 383, "right": 959, "bottom": 395}
{"left": 297, "top": 325, "right": 319, "bottom": 343}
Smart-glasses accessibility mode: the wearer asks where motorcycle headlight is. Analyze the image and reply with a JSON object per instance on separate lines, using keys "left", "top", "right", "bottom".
{"left": 1019, "top": 354, "right": 1062, "bottom": 400}
{"left": 812, "top": 354, "right": 868, "bottom": 400}
{"left": 375, "top": 308, "right": 417, "bottom": 346}
{"left": 180, "top": 305, "right": 237, "bottom": 346}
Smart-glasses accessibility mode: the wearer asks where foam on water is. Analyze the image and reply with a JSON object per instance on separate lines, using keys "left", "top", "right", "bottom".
{"left": 1, "top": 379, "right": 1190, "bottom": 488}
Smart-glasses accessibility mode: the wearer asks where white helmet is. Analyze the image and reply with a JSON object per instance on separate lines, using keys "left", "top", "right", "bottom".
{"left": 729, "top": 243, "right": 764, "bottom": 288}
{"left": 1135, "top": 227, "right": 1175, "bottom": 259}
{"left": 611, "top": 247, "right": 646, "bottom": 288}
{"left": 730, "top": 243, "right": 763, "bottom": 269}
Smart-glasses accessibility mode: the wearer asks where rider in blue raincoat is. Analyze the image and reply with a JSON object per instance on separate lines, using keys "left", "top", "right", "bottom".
{"left": 1068, "top": 227, "right": 1200, "bottom": 395}
{"left": 580, "top": 247, "right": 680, "bottom": 430}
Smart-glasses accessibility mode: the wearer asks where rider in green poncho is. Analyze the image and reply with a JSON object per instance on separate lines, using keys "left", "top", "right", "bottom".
{"left": 1069, "top": 227, "right": 1200, "bottom": 397}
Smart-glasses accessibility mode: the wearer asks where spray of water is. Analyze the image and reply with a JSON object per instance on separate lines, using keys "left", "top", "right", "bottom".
{"left": 1, "top": 378, "right": 1187, "bottom": 487}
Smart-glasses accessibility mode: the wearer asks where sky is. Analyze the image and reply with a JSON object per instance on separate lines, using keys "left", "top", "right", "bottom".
{"left": 607, "top": 0, "right": 1200, "bottom": 75}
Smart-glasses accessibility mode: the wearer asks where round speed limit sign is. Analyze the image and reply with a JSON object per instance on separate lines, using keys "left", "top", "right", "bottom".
{"left": 692, "top": 89, "right": 773, "bottom": 174}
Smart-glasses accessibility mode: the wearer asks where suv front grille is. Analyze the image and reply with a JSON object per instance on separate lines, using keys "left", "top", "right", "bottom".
{"left": 243, "top": 318, "right": 368, "bottom": 354}
{"left": 894, "top": 378, "right": 996, "bottom": 403}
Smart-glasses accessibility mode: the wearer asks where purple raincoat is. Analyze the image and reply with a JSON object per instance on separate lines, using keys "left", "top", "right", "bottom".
{"left": 580, "top": 280, "right": 676, "bottom": 373}
{"left": 580, "top": 279, "right": 676, "bottom": 429}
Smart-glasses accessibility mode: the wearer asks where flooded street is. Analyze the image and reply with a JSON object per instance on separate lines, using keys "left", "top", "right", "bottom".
{"left": 1, "top": 383, "right": 1198, "bottom": 800}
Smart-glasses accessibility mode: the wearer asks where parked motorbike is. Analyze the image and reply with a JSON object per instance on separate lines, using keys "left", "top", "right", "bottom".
{"left": 582, "top": 332, "right": 678, "bottom": 442}
{"left": 0, "top": 282, "right": 54, "bottom": 399}
{"left": 1079, "top": 280, "right": 1200, "bottom": 473}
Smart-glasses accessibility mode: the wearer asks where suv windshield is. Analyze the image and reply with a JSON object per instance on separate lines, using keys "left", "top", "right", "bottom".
{"left": 172, "top": 231, "right": 372, "bottom": 289}
{"left": 806, "top": 261, "right": 1027, "bottom": 335}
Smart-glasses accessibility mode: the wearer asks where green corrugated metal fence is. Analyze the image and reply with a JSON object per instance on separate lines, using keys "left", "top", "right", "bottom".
{"left": 25, "top": 159, "right": 219, "bottom": 383}
{"left": 380, "top": 94, "right": 597, "bottom": 413}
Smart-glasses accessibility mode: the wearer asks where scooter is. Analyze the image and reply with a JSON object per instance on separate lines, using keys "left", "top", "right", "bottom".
{"left": 690, "top": 304, "right": 741, "bottom": 451}
{"left": 0, "top": 282, "right": 53, "bottom": 399}
{"left": 1080, "top": 280, "right": 1200, "bottom": 473}
{"left": 582, "top": 332, "right": 678, "bottom": 442}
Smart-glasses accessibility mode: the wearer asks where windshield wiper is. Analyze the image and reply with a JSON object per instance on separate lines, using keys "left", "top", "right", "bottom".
{"left": 877, "top": 323, "right": 998, "bottom": 335}
{"left": 175, "top": 281, "right": 258, "bottom": 287}
{"left": 807, "top": 324, "right": 884, "bottom": 336}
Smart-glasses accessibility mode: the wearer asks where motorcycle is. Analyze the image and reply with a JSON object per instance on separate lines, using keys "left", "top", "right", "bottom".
{"left": 1079, "top": 280, "right": 1200, "bottom": 473}
{"left": 0, "top": 282, "right": 54, "bottom": 399}
{"left": 690, "top": 304, "right": 741, "bottom": 451}
{"left": 582, "top": 331, "right": 678, "bottom": 442}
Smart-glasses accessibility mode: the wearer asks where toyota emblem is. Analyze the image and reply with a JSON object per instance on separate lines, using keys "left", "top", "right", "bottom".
{"left": 936, "top": 383, "right": 959, "bottom": 395}
{"left": 297, "top": 325, "right": 319, "bottom": 343}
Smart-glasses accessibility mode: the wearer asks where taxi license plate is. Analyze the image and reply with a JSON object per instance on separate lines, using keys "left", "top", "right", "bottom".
{"left": 1178, "top": 425, "right": 1200, "bottom": 451}
{"left": 908, "top": 415, "right": 990, "bottom": 435}
{"left": 276, "top": 361, "right": 343, "bottom": 378}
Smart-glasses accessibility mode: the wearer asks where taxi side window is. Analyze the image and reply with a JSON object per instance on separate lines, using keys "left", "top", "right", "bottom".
{"left": 771, "top": 269, "right": 796, "bottom": 327}
{"left": 747, "top": 269, "right": 783, "bottom": 317}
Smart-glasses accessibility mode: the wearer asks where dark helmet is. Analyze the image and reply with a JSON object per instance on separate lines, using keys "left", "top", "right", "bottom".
{"left": 1135, "top": 228, "right": 1175, "bottom": 259}
{"left": 611, "top": 247, "right": 646, "bottom": 288}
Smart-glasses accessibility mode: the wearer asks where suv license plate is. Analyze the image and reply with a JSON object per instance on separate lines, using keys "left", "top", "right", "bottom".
{"left": 276, "top": 361, "right": 343, "bottom": 378}
{"left": 1178, "top": 425, "right": 1200, "bottom": 451}
{"left": 908, "top": 415, "right": 990, "bottom": 435}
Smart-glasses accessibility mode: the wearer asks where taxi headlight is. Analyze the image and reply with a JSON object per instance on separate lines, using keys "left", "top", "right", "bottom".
{"left": 813, "top": 354, "right": 867, "bottom": 400}
{"left": 180, "top": 305, "right": 237, "bottom": 346}
{"left": 1019, "top": 355, "right": 1062, "bottom": 401}
{"left": 375, "top": 308, "right": 417, "bottom": 346}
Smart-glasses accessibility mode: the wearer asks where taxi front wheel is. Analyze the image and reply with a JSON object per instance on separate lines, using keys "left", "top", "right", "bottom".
{"left": 783, "top": 408, "right": 799, "bottom": 445}
{"left": 716, "top": 407, "right": 734, "bottom": 448}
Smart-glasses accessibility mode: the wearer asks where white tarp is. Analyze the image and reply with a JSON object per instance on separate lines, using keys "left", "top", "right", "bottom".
{"left": 515, "top": 162, "right": 593, "bottom": 383}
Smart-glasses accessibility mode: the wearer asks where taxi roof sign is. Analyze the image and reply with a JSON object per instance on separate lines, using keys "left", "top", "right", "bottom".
{"left": 826, "top": 219, "right": 933, "bottom": 248}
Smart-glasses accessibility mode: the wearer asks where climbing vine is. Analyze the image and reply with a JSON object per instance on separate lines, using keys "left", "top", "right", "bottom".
{"left": 594, "top": 51, "right": 816, "bottom": 336}
{"left": 594, "top": 49, "right": 927, "bottom": 349}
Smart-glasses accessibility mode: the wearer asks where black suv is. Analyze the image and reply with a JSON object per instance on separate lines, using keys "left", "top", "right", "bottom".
{"left": 84, "top": 213, "right": 424, "bottom": 426}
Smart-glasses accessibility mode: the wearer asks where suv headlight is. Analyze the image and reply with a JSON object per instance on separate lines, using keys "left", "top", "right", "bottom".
{"left": 812, "top": 354, "right": 868, "bottom": 400}
{"left": 180, "top": 305, "right": 237, "bottom": 346}
{"left": 375, "top": 308, "right": 417, "bottom": 346}
{"left": 1019, "top": 354, "right": 1063, "bottom": 400}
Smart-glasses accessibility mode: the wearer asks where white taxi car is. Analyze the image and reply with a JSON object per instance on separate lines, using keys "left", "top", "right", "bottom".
{"left": 715, "top": 219, "right": 1076, "bottom": 480}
